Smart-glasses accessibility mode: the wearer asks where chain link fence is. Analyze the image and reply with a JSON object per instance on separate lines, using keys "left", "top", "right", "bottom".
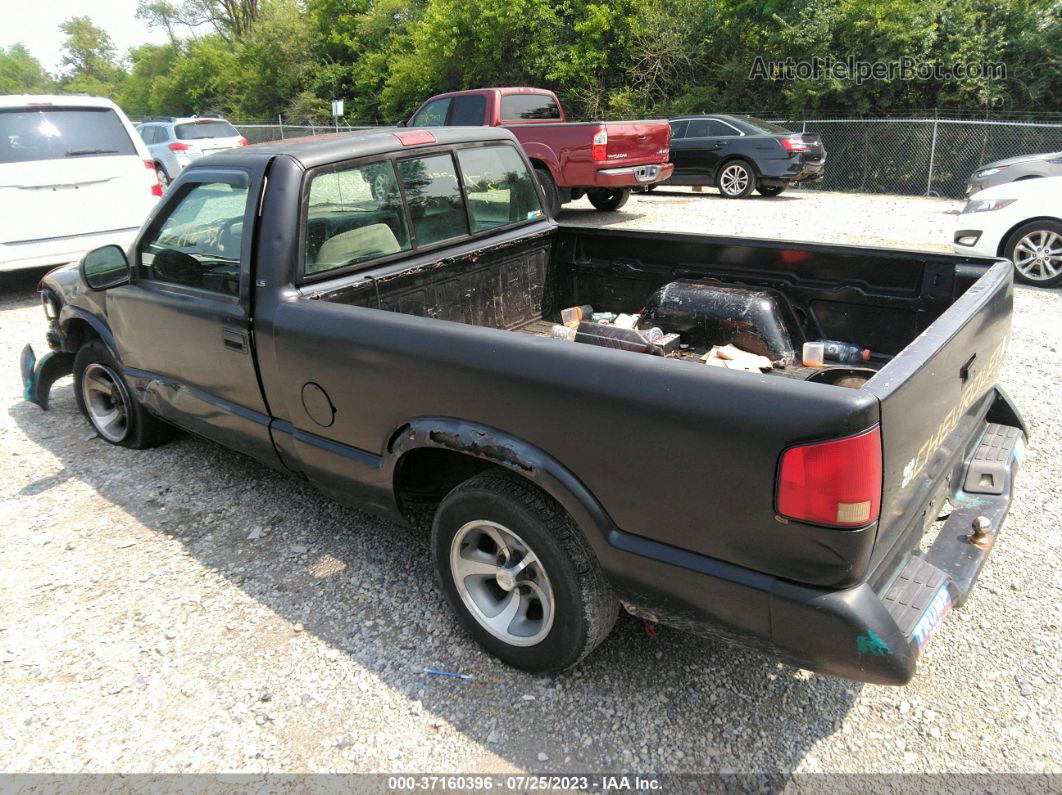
{"left": 226, "top": 116, "right": 1062, "bottom": 199}
{"left": 769, "top": 117, "right": 1062, "bottom": 198}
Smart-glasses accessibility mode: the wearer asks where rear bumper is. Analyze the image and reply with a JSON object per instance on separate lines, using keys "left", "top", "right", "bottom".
{"left": 0, "top": 227, "right": 138, "bottom": 272}
{"left": 607, "top": 391, "right": 1024, "bottom": 685}
{"left": 593, "top": 162, "right": 674, "bottom": 188}
{"left": 759, "top": 157, "right": 826, "bottom": 186}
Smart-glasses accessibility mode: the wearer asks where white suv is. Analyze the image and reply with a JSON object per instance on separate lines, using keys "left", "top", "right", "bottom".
{"left": 1, "top": 94, "right": 162, "bottom": 272}
{"left": 136, "top": 116, "right": 248, "bottom": 186}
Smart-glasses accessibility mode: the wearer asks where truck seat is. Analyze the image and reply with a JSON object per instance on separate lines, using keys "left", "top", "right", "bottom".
{"left": 312, "top": 223, "right": 403, "bottom": 272}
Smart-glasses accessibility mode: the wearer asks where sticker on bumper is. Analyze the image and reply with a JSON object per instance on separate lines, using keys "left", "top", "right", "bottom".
{"left": 912, "top": 585, "right": 953, "bottom": 652}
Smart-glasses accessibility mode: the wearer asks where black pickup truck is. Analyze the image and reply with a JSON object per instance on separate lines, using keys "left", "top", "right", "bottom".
{"left": 21, "top": 126, "right": 1026, "bottom": 685}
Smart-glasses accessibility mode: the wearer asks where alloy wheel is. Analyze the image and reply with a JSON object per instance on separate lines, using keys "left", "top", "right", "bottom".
{"left": 449, "top": 520, "right": 555, "bottom": 646}
{"left": 1013, "top": 229, "right": 1062, "bottom": 282}
{"left": 81, "top": 362, "right": 131, "bottom": 443}
{"left": 719, "top": 164, "right": 750, "bottom": 196}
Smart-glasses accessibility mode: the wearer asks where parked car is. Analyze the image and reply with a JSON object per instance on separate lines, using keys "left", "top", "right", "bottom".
{"left": 0, "top": 94, "right": 162, "bottom": 272}
{"left": 406, "top": 87, "right": 673, "bottom": 213}
{"left": 23, "top": 126, "right": 1024, "bottom": 685}
{"left": 953, "top": 175, "right": 1062, "bottom": 287}
{"left": 656, "top": 115, "right": 826, "bottom": 198}
{"left": 964, "top": 151, "right": 1062, "bottom": 195}
{"left": 136, "top": 115, "right": 248, "bottom": 187}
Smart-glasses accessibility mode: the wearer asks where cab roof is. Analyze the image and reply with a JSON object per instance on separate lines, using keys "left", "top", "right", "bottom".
{"left": 200, "top": 126, "right": 519, "bottom": 170}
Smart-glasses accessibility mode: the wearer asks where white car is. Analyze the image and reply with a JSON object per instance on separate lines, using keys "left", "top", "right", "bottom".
{"left": 953, "top": 175, "right": 1062, "bottom": 287}
{"left": 0, "top": 95, "right": 162, "bottom": 272}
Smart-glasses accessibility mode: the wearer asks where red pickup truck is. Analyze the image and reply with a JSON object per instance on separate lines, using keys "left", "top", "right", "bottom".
{"left": 406, "top": 87, "right": 673, "bottom": 213}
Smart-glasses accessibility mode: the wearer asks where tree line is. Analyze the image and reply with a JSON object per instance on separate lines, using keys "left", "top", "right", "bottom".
{"left": 2, "top": 0, "right": 1059, "bottom": 123}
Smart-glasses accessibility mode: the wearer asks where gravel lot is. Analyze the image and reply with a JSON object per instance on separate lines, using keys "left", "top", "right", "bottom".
{"left": 1, "top": 190, "right": 1059, "bottom": 776}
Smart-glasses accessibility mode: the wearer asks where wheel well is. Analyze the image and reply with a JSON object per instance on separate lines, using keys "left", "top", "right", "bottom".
{"left": 61, "top": 318, "right": 101, "bottom": 351}
{"left": 996, "top": 216, "right": 1062, "bottom": 257}
{"left": 1015, "top": 174, "right": 1044, "bottom": 181}
{"left": 393, "top": 448, "right": 504, "bottom": 528}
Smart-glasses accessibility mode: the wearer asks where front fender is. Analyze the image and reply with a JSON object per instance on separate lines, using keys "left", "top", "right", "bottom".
{"left": 388, "top": 418, "right": 617, "bottom": 557}
{"left": 58, "top": 304, "right": 121, "bottom": 361}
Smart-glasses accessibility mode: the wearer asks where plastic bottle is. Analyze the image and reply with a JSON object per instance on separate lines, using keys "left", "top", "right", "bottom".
{"left": 574, "top": 322, "right": 663, "bottom": 354}
{"left": 818, "top": 339, "right": 871, "bottom": 363}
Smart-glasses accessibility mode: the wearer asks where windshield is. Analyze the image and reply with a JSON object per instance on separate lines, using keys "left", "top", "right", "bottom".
{"left": 0, "top": 107, "right": 136, "bottom": 164}
{"left": 174, "top": 120, "right": 240, "bottom": 140}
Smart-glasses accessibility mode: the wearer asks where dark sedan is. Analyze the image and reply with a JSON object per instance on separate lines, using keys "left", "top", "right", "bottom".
{"left": 653, "top": 115, "right": 826, "bottom": 198}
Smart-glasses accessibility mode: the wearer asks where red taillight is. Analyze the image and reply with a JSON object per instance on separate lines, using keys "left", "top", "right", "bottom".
{"left": 143, "top": 159, "right": 155, "bottom": 170}
{"left": 592, "top": 129, "right": 608, "bottom": 162}
{"left": 151, "top": 183, "right": 164, "bottom": 197}
{"left": 144, "top": 159, "right": 163, "bottom": 196}
{"left": 169, "top": 141, "right": 190, "bottom": 152}
{"left": 238, "top": 137, "right": 249, "bottom": 146}
{"left": 780, "top": 135, "right": 809, "bottom": 153}
{"left": 777, "top": 427, "right": 882, "bottom": 528}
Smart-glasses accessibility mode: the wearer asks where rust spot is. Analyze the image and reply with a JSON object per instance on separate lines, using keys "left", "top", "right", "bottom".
{"left": 428, "top": 429, "right": 533, "bottom": 472}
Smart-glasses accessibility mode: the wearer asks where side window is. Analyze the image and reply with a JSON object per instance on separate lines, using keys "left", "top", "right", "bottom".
{"left": 157, "top": 126, "right": 171, "bottom": 142}
{"left": 457, "top": 145, "right": 543, "bottom": 232}
{"left": 138, "top": 180, "right": 249, "bottom": 296}
{"left": 303, "top": 161, "right": 412, "bottom": 276}
{"left": 500, "top": 94, "right": 561, "bottom": 121}
{"left": 411, "top": 98, "right": 451, "bottom": 127}
{"left": 449, "top": 95, "right": 487, "bottom": 126}
{"left": 708, "top": 119, "right": 739, "bottom": 136}
{"left": 398, "top": 153, "right": 468, "bottom": 246}
{"left": 686, "top": 119, "right": 711, "bottom": 138}
{"left": 669, "top": 120, "right": 688, "bottom": 139}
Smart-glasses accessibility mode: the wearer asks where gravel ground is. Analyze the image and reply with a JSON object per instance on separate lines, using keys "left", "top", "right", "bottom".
{"left": 1, "top": 191, "right": 1059, "bottom": 776}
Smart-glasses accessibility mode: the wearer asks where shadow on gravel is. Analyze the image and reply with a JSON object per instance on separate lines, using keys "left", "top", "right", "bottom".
{"left": 638, "top": 189, "right": 802, "bottom": 202}
{"left": 11, "top": 361, "right": 858, "bottom": 774}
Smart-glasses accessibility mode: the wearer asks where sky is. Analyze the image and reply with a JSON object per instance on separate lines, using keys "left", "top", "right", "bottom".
{"left": 2, "top": 0, "right": 169, "bottom": 73}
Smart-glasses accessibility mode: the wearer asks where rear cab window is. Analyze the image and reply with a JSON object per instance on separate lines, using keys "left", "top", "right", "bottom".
{"left": 301, "top": 143, "right": 544, "bottom": 281}
{"left": 175, "top": 120, "right": 240, "bottom": 140}
{"left": 500, "top": 94, "right": 561, "bottom": 121}
{"left": 0, "top": 107, "right": 136, "bottom": 163}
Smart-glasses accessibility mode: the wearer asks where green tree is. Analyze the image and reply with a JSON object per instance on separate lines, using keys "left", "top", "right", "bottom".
{"left": 57, "top": 16, "right": 127, "bottom": 97}
{"left": 0, "top": 44, "right": 55, "bottom": 94}
{"left": 120, "top": 43, "right": 182, "bottom": 116}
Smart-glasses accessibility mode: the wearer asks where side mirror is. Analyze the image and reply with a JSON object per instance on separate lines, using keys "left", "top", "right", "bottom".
{"left": 395, "top": 119, "right": 407, "bottom": 128}
{"left": 81, "top": 245, "right": 130, "bottom": 291}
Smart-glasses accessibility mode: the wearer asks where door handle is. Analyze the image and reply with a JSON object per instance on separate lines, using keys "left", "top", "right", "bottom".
{"left": 222, "top": 328, "right": 247, "bottom": 353}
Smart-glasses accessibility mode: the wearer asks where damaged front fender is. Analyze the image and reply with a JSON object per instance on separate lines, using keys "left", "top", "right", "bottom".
{"left": 20, "top": 345, "right": 75, "bottom": 410}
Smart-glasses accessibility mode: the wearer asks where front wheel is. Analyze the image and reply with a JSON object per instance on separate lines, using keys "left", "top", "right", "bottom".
{"left": 717, "top": 161, "right": 756, "bottom": 198}
{"left": 756, "top": 185, "right": 786, "bottom": 197}
{"left": 1004, "top": 220, "right": 1062, "bottom": 287}
{"left": 432, "top": 472, "right": 618, "bottom": 672}
{"left": 73, "top": 341, "right": 174, "bottom": 449}
{"left": 587, "top": 188, "right": 631, "bottom": 212}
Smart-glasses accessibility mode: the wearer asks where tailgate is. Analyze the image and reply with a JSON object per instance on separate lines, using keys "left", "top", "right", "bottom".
{"left": 603, "top": 121, "right": 670, "bottom": 165}
{"left": 865, "top": 260, "right": 1016, "bottom": 570}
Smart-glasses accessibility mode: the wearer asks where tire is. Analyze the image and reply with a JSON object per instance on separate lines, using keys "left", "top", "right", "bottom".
{"left": 432, "top": 472, "right": 618, "bottom": 672}
{"left": 716, "top": 160, "right": 756, "bottom": 198}
{"left": 155, "top": 165, "right": 170, "bottom": 189}
{"left": 73, "top": 341, "right": 174, "bottom": 449}
{"left": 369, "top": 167, "right": 393, "bottom": 204}
{"left": 534, "top": 167, "right": 561, "bottom": 218}
{"left": 587, "top": 188, "right": 631, "bottom": 212}
{"left": 756, "top": 185, "right": 786, "bottom": 197}
{"left": 1003, "top": 219, "right": 1062, "bottom": 287}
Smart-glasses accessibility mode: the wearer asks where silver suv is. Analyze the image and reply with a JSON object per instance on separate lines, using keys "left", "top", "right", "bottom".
{"left": 136, "top": 116, "right": 247, "bottom": 186}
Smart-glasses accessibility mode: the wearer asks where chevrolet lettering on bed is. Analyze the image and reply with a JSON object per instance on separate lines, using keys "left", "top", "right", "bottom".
{"left": 21, "top": 126, "right": 1025, "bottom": 685}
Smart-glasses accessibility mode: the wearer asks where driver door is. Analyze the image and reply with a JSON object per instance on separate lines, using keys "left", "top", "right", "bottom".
{"left": 107, "top": 167, "right": 278, "bottom": 465}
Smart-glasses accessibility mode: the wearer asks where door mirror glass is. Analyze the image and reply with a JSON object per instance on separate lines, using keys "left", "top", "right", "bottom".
{"left": 81, "top": 245, "right": 130, "bottom": 290}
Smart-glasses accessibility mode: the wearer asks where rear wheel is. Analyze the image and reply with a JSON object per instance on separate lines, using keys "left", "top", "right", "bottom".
{"left": 73, "top": 341, "right": 173, "bottom": 449}
{"left": 1004, "top": 220, "right": 1062, "bottom": 287}
{"left": 432, "top": 472, "right": 618, "bottom": 672}
{"left": 587, "top": 188, "right": 630, "bottom": 212}
{"left": 155, "top": 165, "right": 169, "bottom": 189}
{"left": 757, "top": 185, "right": 786, "bottom": 197}
{"left": 534, "top": 167, "right": 561, "bottom": 218}
{"left": 717, "top": 161, "right": 756, "bottom": 198}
